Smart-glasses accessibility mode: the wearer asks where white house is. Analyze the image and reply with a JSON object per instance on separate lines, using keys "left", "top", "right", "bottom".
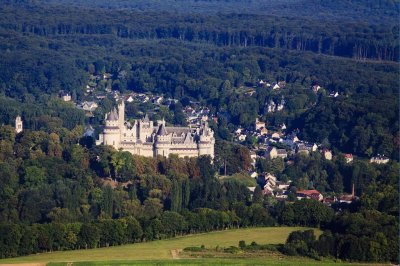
{"left": 238, "top": 134, "right": 247, "bottom": 141}
{"left": 255, "top": 118, "right": 266, "bottom": 130}
{"left": 370, "top": 155, "right": 389, "bottom": 164}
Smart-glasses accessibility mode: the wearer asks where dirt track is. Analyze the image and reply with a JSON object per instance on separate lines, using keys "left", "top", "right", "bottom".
{"left": 170, "top": 249, "right": 182, "bottom": 259}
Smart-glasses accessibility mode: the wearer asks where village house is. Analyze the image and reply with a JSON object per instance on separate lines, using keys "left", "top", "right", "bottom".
{"left": 257, "top": 79, "right": 271, "bottom": 88}
{"left": 294, "top": 142, "right": 317, "bottom": 155}
{"left": 80, "top": 101, "right": 98, "bottom": 112}
{"left": 262, "top": 173, "right": 277, "bottom": 195}
{"left": 250, "top": 151, "right": 257, "bottom": 166}
{"left": 276, "top": 97, "right": 285, "bottom": 111}
{"left": 259, "top": 127, "right": 268, "bottom": 136}
{"left": 329, "top": 91, "right": 339, "bottom": 98}
{"left": 125, "top": 95, "right": 135, "bottom": 103}
{"left": 322, "top": 149, "right": 332, "bottom": 160}
{"left": 370, "top": 155, "right": 389, "bottom": 164}
{"left": 277, "top": 182, "right": 290, "bottom": 191}
{"left": 263, "top": 184, "right": 274, "bottom": 195}
{"left": 235, "top": 127, "right": 243, "bottom": 135}
{"left": 59, "top": 91, "right": 72, "bottom": 102}
{"left": 278, "top": 81, "right": 286, "bottom": 88}
{"left": 152, "top": 96, "right": 164, "bottom": 105}
{"left": 311, "top": 143, "right": 318, "bottom": 152}
{"left": 164, "top": 98, "right": 178, "bottom": 106}
{"left": 283, "top": 132, "right": 299, "bottom": 147}
{"left": 296, "top": 189, "right": 323, "bottom": 201}
{"left": 247, "top": 187, "right": 257, "bottom": 199}
{"left": 322, "top": 196, "right": 337, "bottom": 206}
{"left": 275, "top": 182, "right": 291, "bottom": 199}
{"left": 238, "top": 134, "right": 247, "bottom": 141}
{"left": 275, "top": 191, "right": 288, "bottom": 199}
{"left": 255, "top": 118, "right": 266, "bottom": 131}
{"left": 84, "top": 125, "right": 95, "bottom": 137}
{"left": 312, "top": 85, "right": 321, "bottom": 93}
{"left": 258, "top": 80, "right": 265, "bottom": 86}
{"left": 272, "top": 84, "right": 280, "bottom": 90}
{"left": 103, "top": 73, "right": 112, "bottom": 80}
{"left": 266, "top": 146, "right": 287, "bottom": 160}
{"left": 296, "top": 143, "right": 310, "bottom": 155}
{"left": 339, "top": 184, "right": 357, "bottom": 204}
{"left": 96, "top": 94, "right": 107, "bottom": 100}
{"left": 271, "top": 132, "right": 281, "bottom": 139}
{"left": 137, "top": 94, "right": 150, "bottom": 103}
{"left": 250, "top": 171, "right": 258, "bottom": 179}
{"left": 345, "top": 153, "right": 353, "bottom": 163}
{"left": 265, "top": 100, "right": 276, "bottom": 113}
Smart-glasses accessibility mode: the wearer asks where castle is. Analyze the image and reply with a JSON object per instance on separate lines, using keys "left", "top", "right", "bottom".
{"left": 96, "top": 101, "right": 215, "bottom": 158}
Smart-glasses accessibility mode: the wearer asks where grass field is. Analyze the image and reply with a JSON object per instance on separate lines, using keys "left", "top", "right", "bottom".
{"left": 0, "top": 227, "right": 388, "bottom": 266}
{"left": 45, "top": 258, "right": 388, "bottom": 266}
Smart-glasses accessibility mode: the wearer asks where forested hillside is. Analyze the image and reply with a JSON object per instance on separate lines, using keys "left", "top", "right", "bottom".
{"left": 0, "top": 123, "right": 398, "bottom": 261}
{"left": 31, "top": 0, "right": 400, "bottom": 24}
{"left": 0, "top": 0, "right": 398, "bottom": 155}
{"left": 1, "top": 4, "right": 398, "bottom": 61}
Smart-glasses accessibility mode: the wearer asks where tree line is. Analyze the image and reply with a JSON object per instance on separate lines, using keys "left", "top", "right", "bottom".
{"left": 2, "top": 4, "right": 398, "bottom": 61}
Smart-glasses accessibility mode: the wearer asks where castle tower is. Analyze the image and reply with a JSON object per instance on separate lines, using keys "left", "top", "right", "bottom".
{"left": 15, "top": 115, "right": 23, "bottom": 133}
{"left": 139, "top": 114, "right": 153, "bottom": 142}
{"left": 118, "top": 100, "right": 125, "bottom": 129}
{"left": 103, "top": 108, "right": 121, "bottom": 148}
{"left": 198, "top": 121, "right": 215, "bottom": 159}
{"left": 155, "top": 123, "right": 171, "bottom": 157}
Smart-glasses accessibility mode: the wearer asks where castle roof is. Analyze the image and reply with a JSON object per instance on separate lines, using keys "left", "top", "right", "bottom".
{"left": 183, "top": 132, "right": 192, "bottom": 144}
{"left": 143, "top": 113, "right": 150, "bottom": 122}
{"left": 107, "top": 108, "right": 119, "bottom": 121}
{"left": 157, "top": 124, "right": 168, "bottom": 136}
{"left": 166, "top": 127, "right": 192, "bottom": 136}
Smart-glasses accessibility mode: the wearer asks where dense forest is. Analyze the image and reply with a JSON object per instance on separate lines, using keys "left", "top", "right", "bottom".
{"left": 28, "top": 0, "right": 400, "bottom": 25}
{"left": 1, "top": 4, "right": 398, "bottom": 61}
{"left": 0, "top": 123, "right": 398, "bottom": 261}
{"left": 0, "top": 0, "right": 398, "bottom": 263}
{"left": 0, "top": 12, "right": 398, "bottom": 158}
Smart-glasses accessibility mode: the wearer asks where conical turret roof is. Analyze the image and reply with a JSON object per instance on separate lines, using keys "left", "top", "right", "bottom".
{"left": 157, "top": 124, "right": 168, "bottom": 136}
{"left": 183, "top": 132, "right": 192, "bottom": 144}
{"left": 143, "top": 113, "right": 150, "bottom": 122}
{"left": 107, "top": 108, "right": 119, "bottom": 121}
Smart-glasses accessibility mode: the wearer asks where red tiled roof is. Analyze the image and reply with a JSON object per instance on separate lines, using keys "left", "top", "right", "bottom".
{"left": 296, "top": 189, "right": 321, "bottom": 196}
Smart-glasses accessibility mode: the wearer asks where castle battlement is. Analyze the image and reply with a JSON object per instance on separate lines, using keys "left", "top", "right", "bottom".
{"left": 96, "top": 101, "right": 215, "bottom": 158}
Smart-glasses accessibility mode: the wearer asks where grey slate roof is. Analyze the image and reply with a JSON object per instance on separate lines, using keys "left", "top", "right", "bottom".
{"left": 107, "top": 108, "right": 119, "bottom": 121}
{"left": 157, "top": 124, "right": 168, "bottom": 136}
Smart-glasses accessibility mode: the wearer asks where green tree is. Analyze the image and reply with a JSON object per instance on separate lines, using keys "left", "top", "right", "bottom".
{"left": 24, "top": 166, "right": 46, "bottom": 187}
{"left": 252, "top": 186, "right": 264, "bottom": 204}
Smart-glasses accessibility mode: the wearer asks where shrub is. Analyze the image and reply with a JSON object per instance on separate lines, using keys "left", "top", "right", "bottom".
{"left": 238, "top": 240, "right": 246, "bottom": 249}
{"left": 224, "top": 246, "right": 242, "bottom": 254}
{"left": 183, "top": 246, "right": 205, "bottom": 252}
